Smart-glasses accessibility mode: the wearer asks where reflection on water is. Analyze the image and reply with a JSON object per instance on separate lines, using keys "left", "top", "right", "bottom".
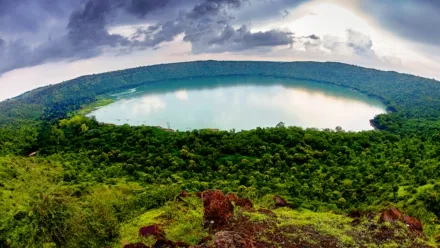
{"left": 88, "top": 76, "right": 387, "bottom": 131}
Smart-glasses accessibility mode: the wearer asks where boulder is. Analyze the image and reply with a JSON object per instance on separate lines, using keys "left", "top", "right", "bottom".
{"left": 403, "top": 215, "right": 423, "bottom": 234}
{"left": 212, "top": 231, "right": 254, "bottom": 248}
{"left": 379, "top": 208, "right": 423, "bottom": 234}
{"left": 379, "top": 208, "right": 402, "bottom": 223}
{"left": 139, "top": 224, "right": 163, "bottom": 238}
{"left": 202, "top": 190, "right": 234, "bottom": 229}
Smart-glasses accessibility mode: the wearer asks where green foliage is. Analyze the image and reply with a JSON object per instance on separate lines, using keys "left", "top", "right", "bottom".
{"left": 2, "top": 61, "right": 440, "bottom": 246}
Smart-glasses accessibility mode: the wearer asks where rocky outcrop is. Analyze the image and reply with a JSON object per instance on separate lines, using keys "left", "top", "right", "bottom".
{"left": 212, "top": 231, "right": 255, "bottom": 248}
{"left": 379, "top": 208, "right": 423, "bottom": 235}
{"left": 202, "top": 190, "right": 234, "bottom": 229}
{"left": 139, "top": 224, "right": 163, "bottom": 238}
{"left": 379, "top": 208, "right": 402, "bottom": 223}
{"left": 402, "top": 215, "right": 423, "bottom": 234}
{"left": 123, "top": 193, "right": 431, "bottom": 248}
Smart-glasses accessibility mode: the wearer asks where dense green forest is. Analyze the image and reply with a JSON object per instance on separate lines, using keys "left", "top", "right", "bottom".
{"left": 1, "top": 61, "right": 440, "bottom": 247}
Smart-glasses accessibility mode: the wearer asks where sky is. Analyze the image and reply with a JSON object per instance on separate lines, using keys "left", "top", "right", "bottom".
{"left": 1, "top": 0, "right": 440, "bottom": 101}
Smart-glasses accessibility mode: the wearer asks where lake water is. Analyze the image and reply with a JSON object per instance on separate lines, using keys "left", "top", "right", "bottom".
{"left": 88, "top": 76, "right": 387, "bottom": 131}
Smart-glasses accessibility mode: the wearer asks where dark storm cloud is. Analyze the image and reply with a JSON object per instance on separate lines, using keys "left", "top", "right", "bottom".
{"left": 230, "top": 0, "right": 309, "bottom": 23}
{"left": 67, "top": 0, "right": 127, "bottom": 48}
{"left": 189, "top": 25, "right": 293, "bottom": 53}
{"left": 137, "top": 0, "right": 293, "bottom": 53}
{"left": 361, "top": 0, "right": 440, "bottom": 46}
{"left": 0, "top": 0, "right": 83, "bottom": 35}
{"left": 0, "top": 0, "right": 295, "bottom": 75}
{"left": 125, "top": 0, "right": 174, "bottom": 18}
{"left": 0, "top": 0, "right": 181, "bottom": 74}
{"left": 188, "top": 0, "right": 242, "bottom": 19}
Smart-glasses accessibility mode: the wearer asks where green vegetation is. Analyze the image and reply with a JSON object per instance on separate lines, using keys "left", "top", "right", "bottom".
{"left": 76, "top": 98, "right": 115, "bottom": 116}
{"left": 1, "top": 61, "right": 440, "bottom": 247}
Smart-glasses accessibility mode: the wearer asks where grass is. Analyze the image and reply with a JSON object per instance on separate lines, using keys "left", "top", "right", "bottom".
{"left": 160, "top": 197, "right": 208, "bottom": 244}
{"left": 274, "top": 207, "right": 355, "bottom": 246}
{"left": 114, "top": 208, "right": 164, "bottom": 247}
{"left": 114, "top": 196, "right": 208, "bottom": 247}
{"left": 77, "top": 98, "right": 115, "bottom": 116}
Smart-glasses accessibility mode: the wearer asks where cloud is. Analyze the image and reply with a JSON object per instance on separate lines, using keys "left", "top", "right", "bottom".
{"left": 137, "top": 0, "right": 293, "bottom": 53}
{"left": 4, "top": 0, "right": 437, "bottom": 78}
{"left": 314, "top": 29, "right": 376, "bottom": 58}
{"left": 0, "top": 0, "right": 297, "bottom": 75}
{"left": 308, "top": 34, "right": 319, "bottom": 40}
{"left": 67, "top": 0, "right": 129, "bottom": 49}
{"left": 0, "top": 0, "right": 182, "bottom": 74}
{"left": 0, "top": 0, "right": 81, "bottom": 36}
{"left": 346, "top": 29, "right": 374, "bottom": 57}
{"left": 187, "top": 0, "right": 242, "bottom": 19}
{"left": 199, "top": 25, "right": 293, "bottom": 53}
{"left": 360, "top": 0, "right": 440, "bottom": 46}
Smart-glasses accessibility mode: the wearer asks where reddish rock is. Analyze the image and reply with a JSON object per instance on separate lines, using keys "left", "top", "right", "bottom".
{"left": 226, "top": 192, "right": 239, "bottom": 202}
{"left": 202, "top": 190, "right": 234, "bottom": 229}
{"left": 139, "top": 224, "right": 163, "bottom": 238}
{"left": 379, "top": 208, "right": 402, "bottom": 223}
{"left": 257, "top": 208, "right": 276, "bottom": 217}
{"left": 124, "top": 243, "right": 148, "bottom": 248}
{"left": 195, "top": 192, "right": 202, "bottom": 198}
{"left": 212, "top": 231, "right": 255, "bottom": 248}
{"left": 234, "top": 198, "right": 254, "bottom": 209}
{"left": 403, "top": 215, "right": 423, "bottom": 234}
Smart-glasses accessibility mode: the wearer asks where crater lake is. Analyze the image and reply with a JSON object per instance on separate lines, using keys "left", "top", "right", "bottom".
{"left": 87, "top": 76, "right": 387, "bottom": 131}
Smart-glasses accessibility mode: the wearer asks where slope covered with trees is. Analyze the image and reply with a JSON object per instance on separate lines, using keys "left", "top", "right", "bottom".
{"left": 1, "top": 61, "right": 440, "bottom": 247}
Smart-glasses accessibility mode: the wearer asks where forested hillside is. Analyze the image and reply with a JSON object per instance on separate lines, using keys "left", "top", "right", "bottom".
{"left": 1, "top": 61, "right": 440, "bottom": 247}
{"left": 2, "top": 61, "right": 440, "bottom": 127}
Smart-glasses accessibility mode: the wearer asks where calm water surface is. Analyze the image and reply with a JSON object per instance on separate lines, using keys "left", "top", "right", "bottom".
{"left": 88, "top": 76, "right": 387, "bottom": 131}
